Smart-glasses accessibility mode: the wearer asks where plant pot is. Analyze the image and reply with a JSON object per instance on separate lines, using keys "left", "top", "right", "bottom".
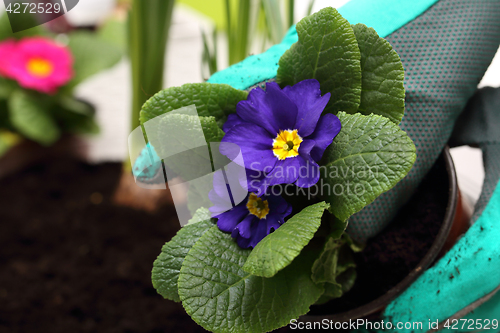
{"left": 299, "top": 146, "right": 468, "bottom": 326}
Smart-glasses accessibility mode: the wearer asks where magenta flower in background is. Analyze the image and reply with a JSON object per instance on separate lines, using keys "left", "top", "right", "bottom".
{"left": 0, "top": 37, "right": 73, "bottom": 94}
{"left": 221, "top": 79, "right": 341, "bottom": 193}
{"left": 0, "top": 40, "right": 16, "bottom": 78}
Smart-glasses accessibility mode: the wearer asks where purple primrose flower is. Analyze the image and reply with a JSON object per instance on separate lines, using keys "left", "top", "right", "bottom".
{"left": 209, "top": 168, "right": 292, "bottom": 249}
{"left": 220, "top": 79, "right": 341, "bottom": 192}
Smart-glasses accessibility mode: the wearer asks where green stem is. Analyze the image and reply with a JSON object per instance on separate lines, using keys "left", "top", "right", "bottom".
{"left": 288, "top": 0, "right": 294, "bottom": 27}
{"left": 128, "top": 0, "right": 175, "bottom": 131}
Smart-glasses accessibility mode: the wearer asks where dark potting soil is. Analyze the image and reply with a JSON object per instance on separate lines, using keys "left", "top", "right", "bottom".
{"left": 0, "top": 154, "right": 448, "bottom": 332}
{"left": 310, "top": 154, "right": 448, "bottom": 316}
{"left": 0, "top": 157, "right": 207, "bottom": 333}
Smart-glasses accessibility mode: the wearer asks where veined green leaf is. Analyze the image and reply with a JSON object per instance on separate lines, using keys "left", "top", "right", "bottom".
{"left": 311, "top": 236, "right": 342, "bottom": 284}
{"left": 352, "top": 23, "right": 405, "bottom": 124}
{"left": 277, "top": 7, "right": 362, "bottom": 114}
{"left": 312, "top": 233, "right": 358, "bottom": 303}
{"left": 152, "top": 220, "right": 214, "bottom": 302}
{"left": 178, "top": 226, "right": 324, "bottom": 333}
{"left": 321, "top": 112, "right": 416, "bottom": 222}
{"left": 188, "top": 207, "right": 212, "bottom": 225}
{"left": 243, "top": 201, "right": 329, "bottom": 278}
{"left": 140, "top": 83, "right": 248, "bottom": 129}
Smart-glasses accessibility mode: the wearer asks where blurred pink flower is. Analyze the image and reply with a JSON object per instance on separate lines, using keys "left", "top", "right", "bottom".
{"left": 0, "top": 39, "right": 17, "bottom": 78}
{"left": 0, "top": 37, "right": 74, "bottom": 94}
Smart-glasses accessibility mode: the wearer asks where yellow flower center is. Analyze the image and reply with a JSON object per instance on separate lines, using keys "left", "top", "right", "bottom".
{"left": 26, "top": 58, "right": 54, "bottom": 78}
{"left": 272, "top": 129, "right": 303, "bottom": 160}
{"left": 246, "top": 193, "right": 270, "bottom": 219}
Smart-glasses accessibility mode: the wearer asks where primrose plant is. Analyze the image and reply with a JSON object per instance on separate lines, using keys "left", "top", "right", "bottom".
{"left": 141, "top": 8, "right": 416, "bottom": 333}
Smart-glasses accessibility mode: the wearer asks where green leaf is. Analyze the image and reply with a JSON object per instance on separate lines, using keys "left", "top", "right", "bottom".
{"left": 329, "top": 215, "right": 348, "bottom": 240}
{"left": 200, "top": 116, "right": 225, "bottom": 143}
{"left": 321, "top": 112, "right": 416, "bottom": 222}
{"left": 8, "top": 90, "right": 60, "bottom": 145}
{"left": 67, "top": 31, "right": 123, "bottom": 89}
{"left": 150, "top": 113, "right": 225, "bottom": 216}
{"left": 277, "top": 7, "right": 361, "bottom": 114}
{"left": 155, "top": 114, "right": 224, "bottom": 176}
{"left": 311, "top": 236, "right": 342, "bottom": 284}
{"left": 343, "top": 233, "right": 364, "bottom": 253}
{"left": 54, "top": 97, "right": 99, "bottom": 135}
{"left": 98, "top": 18, "right": 127, "bottom": 51}
{"left": 152, "top": 220, "right": 214, "bottom": 302}
{"left": 352, "top": 23, "right": 405, "bottom": 124}
{"left": 243, "top": 201, "right": 329, "bottom": 278}
{"left": 188, "top": 207, "right": 212, "bottom": 225}
{"left": 318, "top": 267, "right": 357, "bottom": 302}
{"left": 140, "top": 83, "right": 248, "bottom": 128}
{"left": 154, "top": 113, "right": 225, "bottom": 151}
{"left": 323, "top": 282, "right": 343, "bottom": 299}
{"left": 178, "top": 226, "right": 324, "bottom": 333}
{"left": 337, "top": 267, "right": 357, "bottom": 293}
{"left": 312, "top": 234, "right": 358, "bottom": 303}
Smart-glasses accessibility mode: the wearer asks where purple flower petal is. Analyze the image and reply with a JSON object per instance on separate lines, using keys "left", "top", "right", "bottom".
{"left": 266, "top": 194, "right": 293, "bottom": 216}
{"left": 265, "top": 215, "right": 282, "bottom": 234}
{"left": 216, "top": 205, "right": 249, "bottom": 232}
{"left": 212, "top": 169, "right": 230, "bottom": 199}
{"left": 249, "top": 220, "right": 269, "bottom": 248}
{"left": 308, "top": 113, "right": 341, "bottom": 162}
{"left": 237, "top": 82, "right": 298, "bottom": 135}
{"left": 222, "top": 113, "right": 247, "bottom": 132}
{"left": 265, "top": 157, "right": 301, "bottom": 186}
{"left": 245, "top": 168, "right": 268, "bottom": 195}
{"left": 236, "top": 235, "right": 252, "bottom": 249}
{"left": 221, "top": 124, "right": 277, "bottom": 171}
{"left": 295, "top": 158, "right": 320, "bottom": 188}
{"left": 233, "top": 215, "right": 255, "bottom": 239}
{"left": 282, "top": 79, "right": 331, "bottom": 137}
{"left": 209, "top": 188, "right": 232, "bottom": 216}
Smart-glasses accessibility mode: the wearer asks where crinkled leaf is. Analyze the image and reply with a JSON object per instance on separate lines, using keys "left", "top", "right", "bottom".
{"left": 323, "top": 282, "right": 343, "bottom": 299}
{"left": 188, "top": 207, "right": 212, "bottom": 225}
{"left": 311, "top": 236, "right": 342, "bottom": 284}
{"left": 8, "top": 90, "right": 60, "bottom": 145}
{"left": 329, "top": 216, "right": 348, "bottom": 240}
{"left": 152, "top": 220, "right": 214, "bottom": 302}
{"left": 277, "top": 7, "right": 361, "bottom": 114}
{"left": 337, "top": 267, "right": 357, "bottom": 293}
{"left": 352, "top": 23, "right": 405, "bottom": 124}
{"left": 243, "top": 202, "right": 329, "bottom": 278}
{"left": 312, "top": 234, "right": 358, "bottom": 303}
{"left": 178, "top": 226, "right": 324, "bottom": 333}
{"left": 155, "top": 114, "right": 225, "bottom": 157}
{"left": 67, "top": 31, "right": 123, "bottom": 89}
{"left": 321, "top": 112, "right": 416, "bottom": 222}
{"left": 343, "top": 233, "right": 365, "bottom": 253}
{"left": 317, "top": 268, "right": 357, "bottom": 304}
{"left": 154, "top": 114, "right": 225, "bottom": 215}
{"left": 140, "top": 83, "right": 248, "bottom": 128}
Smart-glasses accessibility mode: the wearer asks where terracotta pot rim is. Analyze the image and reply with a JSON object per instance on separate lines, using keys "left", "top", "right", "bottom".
{"left": 301, "top": 146, "right": 458, "bottom": 323}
